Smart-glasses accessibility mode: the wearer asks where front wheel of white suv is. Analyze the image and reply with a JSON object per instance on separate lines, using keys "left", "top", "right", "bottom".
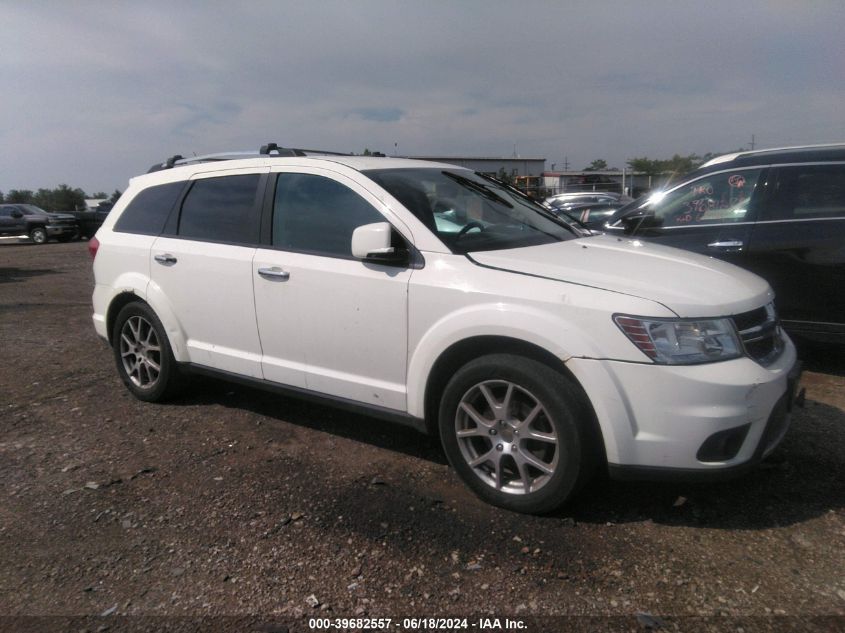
{"left": 112, "top": 302, "right": 184, "bottom": 402}
{"left": 438, "top": 354, "right": 596, "bottom": 514}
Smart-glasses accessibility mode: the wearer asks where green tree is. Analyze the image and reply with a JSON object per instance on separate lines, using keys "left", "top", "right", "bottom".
{"left": 33, "top": 188, "right": 54, "bottom": 209}
{"left": 6, "top": 189, "right": 34, "bottom": 204}
{"left": 626, "top": 157, "right": 663, "bottom": 176}
{"left": 584, "top": 159, "right": 608, "bottom": 171}
{"left": 27, "top": 185, "right": 86, "bottom": 211}
{"left": 663, "top": 154, "right": 698, "bottom": 175}
{"left": 109, "top": 189, "right": 123, "bottom": 204}
{"left": 627, "top": 154, "right": 705, "bottom": 177}
{"left": 91, "top": 191, "right": 108, "bottom": 199}
{"left": 48, "top": 184, "right": 86, "bottom": 211}
{"left": 0, "top": 190, "right": 4, "bottom": 203}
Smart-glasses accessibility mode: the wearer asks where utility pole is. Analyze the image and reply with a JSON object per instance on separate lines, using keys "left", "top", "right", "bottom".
{"left": 563, "top": 156, "right": 569, "bottom": 171}
{"left": 750, "top": 134, "right": 756, "bottom": 150}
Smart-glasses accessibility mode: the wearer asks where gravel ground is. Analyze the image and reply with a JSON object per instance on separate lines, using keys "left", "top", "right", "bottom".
{"left": 1, "top": 241, "right": 843, "bottom": 633}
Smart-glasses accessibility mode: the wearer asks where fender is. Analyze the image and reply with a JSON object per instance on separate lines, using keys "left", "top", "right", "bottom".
{"left": 406, "top": 301, "right": 603, "bottom": 420}
{"left": 143, "top": 277, "right": 190, "bottom": 362}
{"left": 100, "top": 272, "right": 190, "bottom": 363}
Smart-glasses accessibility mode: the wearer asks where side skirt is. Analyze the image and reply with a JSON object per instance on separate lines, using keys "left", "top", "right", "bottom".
{"left": 181, "top": 363, "right": 428, "bottom": 434}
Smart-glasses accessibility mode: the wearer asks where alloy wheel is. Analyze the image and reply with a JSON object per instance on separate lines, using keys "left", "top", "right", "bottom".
{"left": 119, "top": 315, "right": 162, "bottom": 389}
{"left": 455, "top": 380, "right": 559, "bottom": 495}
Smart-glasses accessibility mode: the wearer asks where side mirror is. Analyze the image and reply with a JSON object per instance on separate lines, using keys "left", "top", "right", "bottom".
{"left": 620, "top": 210, "right": 656, "bottom": 235}
{"left": 351, "top": 222, "right": 408, "bottom": 265}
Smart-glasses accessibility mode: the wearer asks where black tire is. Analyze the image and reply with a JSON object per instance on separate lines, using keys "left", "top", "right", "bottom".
{"left": 112, "top": 301, "right": 184, "bottom": 402}
{"left": 438, "top": 354, "right": 597, "bottom": 514}
{"left": 29, "top": 227, "right": 48, "bottom": 244}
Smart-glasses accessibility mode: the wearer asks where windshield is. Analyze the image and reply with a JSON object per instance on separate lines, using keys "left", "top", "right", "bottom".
{"left": 20, "top": 205, "right": 49, "bottom": 216}
{"left": 364, "top": 168, "right": 577, "bottom": 253}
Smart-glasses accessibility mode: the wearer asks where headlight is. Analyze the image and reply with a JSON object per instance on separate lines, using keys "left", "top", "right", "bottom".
{"left": 614, "top": 315, "right": 742, "bottom": 365}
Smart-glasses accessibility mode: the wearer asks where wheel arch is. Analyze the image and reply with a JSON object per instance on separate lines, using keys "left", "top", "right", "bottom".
{"left": 105, "top": 289, "right": 189, "bottom": 362}
{"left": 106, "top": 291, "right": 142, "bottom": 346}
{"left": 421, "top": 335, "right": 607, "bottom": 466}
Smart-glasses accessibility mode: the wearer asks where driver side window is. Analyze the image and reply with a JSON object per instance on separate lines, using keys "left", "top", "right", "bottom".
{"left": 648, "top": 169, "right": 763, "bottom": 227}
{"left": 272, "top": 172, "right": 385, "bottom": 258}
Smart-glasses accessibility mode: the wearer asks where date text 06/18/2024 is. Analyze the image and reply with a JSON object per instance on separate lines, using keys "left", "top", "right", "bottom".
{"left": 308, "top": 617, "right": 527, "bottom": 630}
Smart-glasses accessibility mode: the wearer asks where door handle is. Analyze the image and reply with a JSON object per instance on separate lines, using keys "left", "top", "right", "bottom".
{"left": 707, "top": 240, "right": 744, "bottom": 252}
{"left": 257, "top": 267, "right": 290, "bottom": 281}
{"left": 154, "top": 253, "right": 177, "bottom": 265}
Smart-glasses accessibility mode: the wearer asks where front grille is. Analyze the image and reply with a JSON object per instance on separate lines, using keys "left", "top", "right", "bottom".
{"left": 732, "top": 303, "right": 784, "bottom": 366}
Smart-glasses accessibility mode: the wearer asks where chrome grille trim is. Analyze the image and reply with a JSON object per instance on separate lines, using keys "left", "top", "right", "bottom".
{"left": 733, "top": 303, "right": 784, "bottom": 366}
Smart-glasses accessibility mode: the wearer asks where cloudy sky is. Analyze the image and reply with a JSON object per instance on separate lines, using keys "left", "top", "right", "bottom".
{"left": 2, "top": 1, "right": 844, "bottom": 194}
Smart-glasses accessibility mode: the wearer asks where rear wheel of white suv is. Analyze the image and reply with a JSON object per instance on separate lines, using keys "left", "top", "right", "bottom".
{"left": 438, "top": 354, "right": 595, "bottom": 514}
{"left": 112, "top": 302, "right": 183, "bottom": 402}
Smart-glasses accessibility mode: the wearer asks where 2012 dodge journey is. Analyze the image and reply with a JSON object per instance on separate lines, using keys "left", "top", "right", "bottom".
{"left": 90, "top": 144, "right": 802, "bottom": 513}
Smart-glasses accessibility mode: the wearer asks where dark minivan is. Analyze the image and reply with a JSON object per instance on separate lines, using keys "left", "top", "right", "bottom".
{"left": 607, "top": 144, "right": 845, "bottom": 343}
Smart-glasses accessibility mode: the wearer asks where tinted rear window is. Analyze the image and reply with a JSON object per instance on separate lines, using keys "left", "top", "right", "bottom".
{"left": 766, "top": 164, "right": 845, "bottom": 220}
{"left": 113, "top": 182, "right": 184, "bottom": 235}
{"left": 178, "top": 174, "right": 261, "bottom": 244}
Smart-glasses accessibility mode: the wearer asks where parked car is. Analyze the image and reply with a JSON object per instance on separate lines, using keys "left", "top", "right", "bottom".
{"left": 545, "top": 191, "right": 630, "bottom": 207}
{"left": 0, "top": 204, "right": 79, "bottom": 244}
{"left": 606, "top": 144, "right": 845, "bottom": 344}
{"left": 72, "top": 202, "right": 113, "bottom": 239}
{"left": 90, "top": 143, "right": 800, "bottom": 514}
{"left": 548, "top": 200, "right": 626, "bottom": 230}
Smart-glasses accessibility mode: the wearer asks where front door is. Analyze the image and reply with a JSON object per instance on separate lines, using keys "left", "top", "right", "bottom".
{"left": 619, "top": 167, "right": 765, "bottom": 271}
{"left": 253, "top": 168, "right": 412, "bottom": 411}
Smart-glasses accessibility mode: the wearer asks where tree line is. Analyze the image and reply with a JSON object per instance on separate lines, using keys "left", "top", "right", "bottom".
{"left": 583, "top": 150, "right": 743, "bottom": 176}
{"left": 0, "top": 186, "right": 122, "bottom": 212}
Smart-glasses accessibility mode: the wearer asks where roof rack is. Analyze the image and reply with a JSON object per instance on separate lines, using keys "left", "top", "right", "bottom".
{"left": 147, "top": 142, "right": 353, "bottom": 173}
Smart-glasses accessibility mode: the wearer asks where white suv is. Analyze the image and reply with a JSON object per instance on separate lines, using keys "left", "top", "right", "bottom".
{"left": 91, "top": 144, "right": 801, "bottom": 514}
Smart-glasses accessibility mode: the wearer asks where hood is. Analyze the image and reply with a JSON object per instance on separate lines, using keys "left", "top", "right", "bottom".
{"left": 468, "top": 235, "right": 774, "bottom": 317}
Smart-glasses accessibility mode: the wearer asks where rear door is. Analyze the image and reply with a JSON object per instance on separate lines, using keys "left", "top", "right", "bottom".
{"left": 745, "top": 163, "right": 845, "bottom": 333}
{"left": 150, "top": 168, "right": 269, "bottom": 378}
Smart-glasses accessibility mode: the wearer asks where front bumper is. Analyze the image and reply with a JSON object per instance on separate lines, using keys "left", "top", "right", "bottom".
{"left": 609, "top": 360, "right": 802, "bottom": 481}
{"left": 567, "top": 336, "right": 800, "bottom": 477}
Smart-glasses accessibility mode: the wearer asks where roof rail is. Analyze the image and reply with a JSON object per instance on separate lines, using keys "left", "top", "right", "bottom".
{"left": 701, "top": 141, "right": 845, "bottom": 168}
{"left": 147, "top": 142, "right": 353, "bottom": 173}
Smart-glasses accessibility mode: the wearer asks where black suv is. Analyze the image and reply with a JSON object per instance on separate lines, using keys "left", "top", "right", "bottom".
{"left": 607, "top": 144, "right": 845, "bottom": 343}
{"left": 0, "top": 204, "right": 79, "bottom": 244}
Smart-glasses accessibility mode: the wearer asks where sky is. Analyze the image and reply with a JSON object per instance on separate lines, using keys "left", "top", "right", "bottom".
{"left": 2, "top": 1, "right": 844, "bottom": 194}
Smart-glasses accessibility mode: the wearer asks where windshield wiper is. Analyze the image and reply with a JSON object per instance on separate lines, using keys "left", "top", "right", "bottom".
{"left": 475, "top": 172, "right": 583, "bottom": 236}
{"left": 442, "top": 171, "right": 513, "bottom": 208}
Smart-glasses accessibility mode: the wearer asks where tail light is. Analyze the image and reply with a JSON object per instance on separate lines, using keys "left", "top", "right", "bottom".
{"left": 88, "top": 236, "right": 100, "bottom": 259}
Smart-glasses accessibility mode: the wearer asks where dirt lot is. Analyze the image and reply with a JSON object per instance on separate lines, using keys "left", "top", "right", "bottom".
{"left": 1, "top": 241, "right": 843, "bottom": 633}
